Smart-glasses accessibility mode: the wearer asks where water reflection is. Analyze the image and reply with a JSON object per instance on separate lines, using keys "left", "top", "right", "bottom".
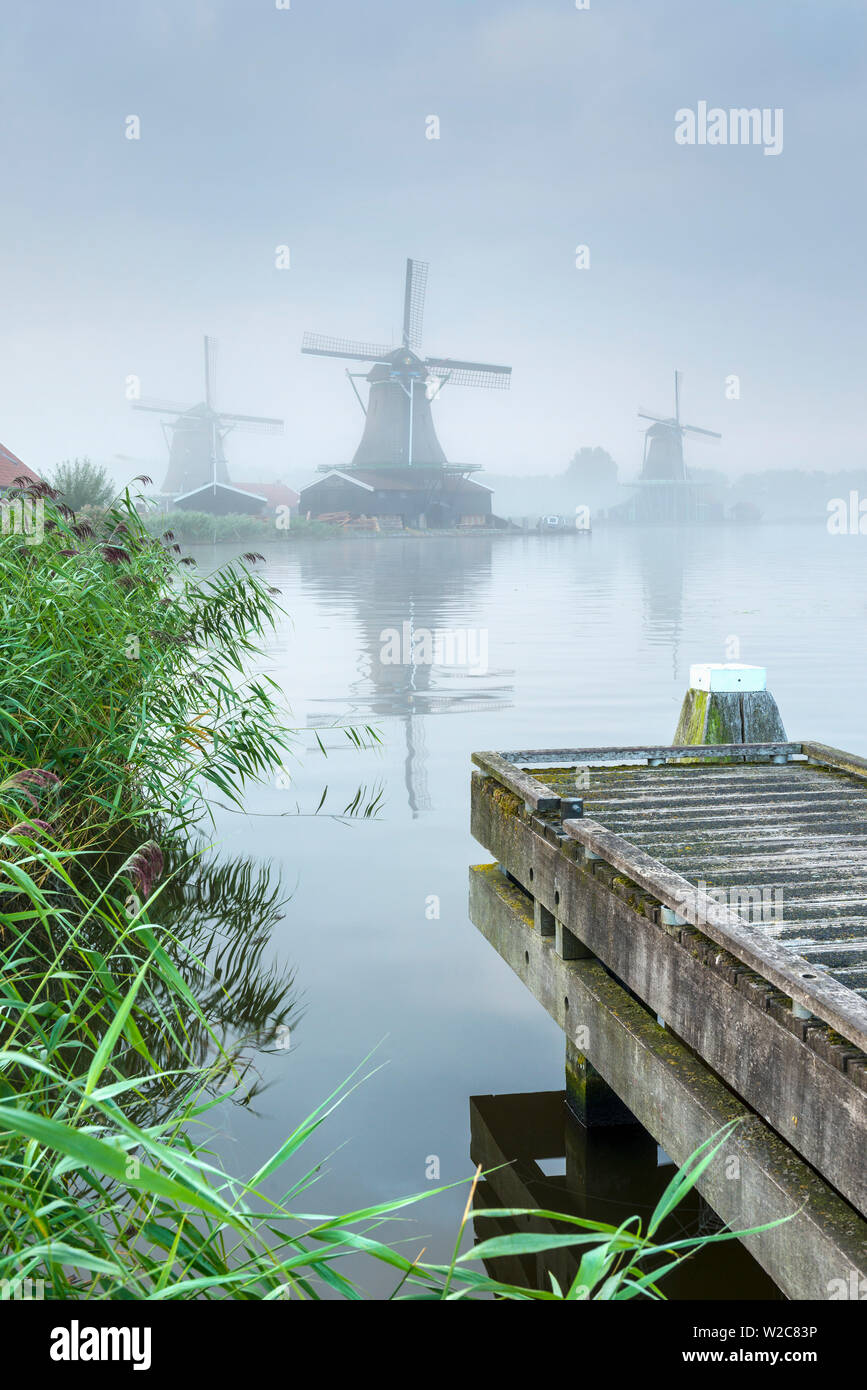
{"left": 85, "top": 831, "right": 300, "bottom": 1114}
{"left": 635, "top": 526, "right": 685, "bottom": 679}
{"left": 157, "top": 835, "right": 299, "bottom": 1064}
{"left": 469, "top": 1090, "right": 781, "bottom": 1300}
{"left": 298, "top": 538, "right": 513, "bottom": 816}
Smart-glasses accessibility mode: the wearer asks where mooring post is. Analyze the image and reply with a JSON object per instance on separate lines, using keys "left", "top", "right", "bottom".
{"left": 673, "top": 663, "right": 787, "bottom": 746}
{"left": 672, "top": 663, "right": 809, "bottom": 1026}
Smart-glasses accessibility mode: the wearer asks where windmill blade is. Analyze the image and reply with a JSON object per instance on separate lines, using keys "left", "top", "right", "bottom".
{"left": 302, "top": 332, "right": 393, "bottom": 362}
{"left": 218, "top": 412, "right": 284, "bottom": 435}
{"left": 403, "top": 258, "right": 429, "bottom": 351}
{"left": 637, "top": 410, "right": 669, "bottom": 424}
{"left": 204, "top": 335, "right": 218, "bottom": 410}
{"left": 425, "top": 357, "right": 511, "bottom": 390}
{"left": 682, "top": 423, "right": 722, "bottom": 439}
{"left": 132, "top": 397, "right": 195, "bottom": 416}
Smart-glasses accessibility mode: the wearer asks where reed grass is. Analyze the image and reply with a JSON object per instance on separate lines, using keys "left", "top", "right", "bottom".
{"left": 141, "top": 511, "right": 342, "bottom": 544}
{"left": 0, "top": 480, "right": 789, "bottom": 1300}
{"left": 0, "top": 482, "right": 297, "bottom": 837}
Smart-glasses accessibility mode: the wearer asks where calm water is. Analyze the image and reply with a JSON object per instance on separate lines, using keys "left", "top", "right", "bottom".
{"left": 198, "top": 524, "right": 865, "bottom": 1297}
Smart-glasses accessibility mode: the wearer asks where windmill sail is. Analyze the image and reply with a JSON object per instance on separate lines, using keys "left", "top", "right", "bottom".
{"left": 402, "top": 259, "right": 428, "bottom": 351}
{"left": 301, "top": 333, "right": 394, "bottom": 362}
{"left": 302, "top": 259, "right": 511, "bottom": 470}
{"left": 426, "top": 358, "right": 512, "bottom": 390}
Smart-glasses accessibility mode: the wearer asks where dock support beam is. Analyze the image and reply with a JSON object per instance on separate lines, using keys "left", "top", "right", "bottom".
{"left": 469, "top": 863, "right": 867, "bottom": 1299}
{"left": 565, "top": 1037, "right": 640, "bottom": 1127}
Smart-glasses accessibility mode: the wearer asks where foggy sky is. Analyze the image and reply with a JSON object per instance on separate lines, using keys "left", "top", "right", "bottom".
{"left": 1, "top": 0, "right": 864, "bottom": 487}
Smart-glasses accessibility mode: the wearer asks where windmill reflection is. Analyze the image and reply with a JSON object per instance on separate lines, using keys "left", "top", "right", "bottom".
{"left": 299, "top": 537, "right": 513, "bottom": 817}
{"left": 635, "top": 525, "right": 685, "bottom": 681}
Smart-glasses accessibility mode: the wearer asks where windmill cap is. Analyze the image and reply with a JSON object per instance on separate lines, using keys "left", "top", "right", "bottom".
{"left": 690, "top": 663, "right": 767, "bottom": 693}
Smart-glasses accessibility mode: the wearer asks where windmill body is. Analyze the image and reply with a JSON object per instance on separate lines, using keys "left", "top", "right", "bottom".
{"left": 624, "top": 371, "right": 722, "bottom": 522}
{"left": 133, "top": 336, "right": 283, "bottom": 512}
{"left": 641, "top": 420, "right": 687, "bottom": 482}
{"left": 299, "top": 260, "right": 510, "bottom": 529}
{"left": 352, "top": 349, "right": 448, "bottom": 469}
{"left": 161, "top": 402, "right": 232, "bottom": 494}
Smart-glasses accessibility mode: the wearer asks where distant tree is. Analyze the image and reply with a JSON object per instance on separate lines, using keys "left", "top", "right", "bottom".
{"left": 729, "top": 500, "right": 762, "bottom": 524}
{"left": 51, "top": 457, "right": 114, "bottom": 511}
{"left": 565, "top": 446, "right": 618, "bottom": 496}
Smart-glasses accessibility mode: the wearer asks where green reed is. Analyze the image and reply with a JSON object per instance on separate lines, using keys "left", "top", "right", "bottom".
{"left": 0, "top": 481, "right": 788, "bottom": 1299}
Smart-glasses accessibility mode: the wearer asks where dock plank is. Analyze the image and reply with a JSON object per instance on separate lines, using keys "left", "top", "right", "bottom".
{"left": 473, "top": 746, "right": 867, "bottom": 1052}
{"left": 562, "top": 814, "right": 867, "bottom": 1050}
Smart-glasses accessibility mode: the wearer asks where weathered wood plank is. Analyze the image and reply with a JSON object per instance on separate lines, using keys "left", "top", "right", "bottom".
{"left": 561, "top": 814, "right": 867, "bottom": 1049}
{"left": 494, "top": 743, "right": 801, "bottom": 765}
{"left": 586, "top": 782, "right": 867, "bottom": 799}
{"left": 593, "top": 797, "right": 860, "bottom": 813}
{"left": 616, "top": 828, "right": 867, "bottom": 850}
{"left": 471, "top": 752, "right": 560, "bottom": 811}
{"left": 693, "top": 868, "right": 867, "bottom": 886}
{"left": 774, "top": 922, "right": 867, "bottom": 944}
{"left": 670, "top": 848, "right": 867, "bottom": 868}
{"left": 804, "top": 742, "right": 867, "bottom": 782}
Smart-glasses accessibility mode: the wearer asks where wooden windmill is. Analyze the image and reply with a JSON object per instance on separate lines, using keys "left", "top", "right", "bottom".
{"left": 133, "top": 336, "right": 283, "bottom": 510}
{"left": 626, "top": 371, "right": 722, "bottom": 522}
{"left": 638, "top": 370, "right": 720, "bottom": 482}
{"left": 301, "top": 259, "right": 511, "bottom": 472}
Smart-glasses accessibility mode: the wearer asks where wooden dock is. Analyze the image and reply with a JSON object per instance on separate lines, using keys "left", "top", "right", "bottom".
{"left": 469, "top": 740, "right": 867, "bottom": 1297}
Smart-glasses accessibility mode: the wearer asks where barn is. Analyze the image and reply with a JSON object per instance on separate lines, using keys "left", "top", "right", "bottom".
{"left": 172, "top": 482, "right": 269, "bottom": 515}
{"left": 299, "top": 468, "right": 493, "bottom": 529}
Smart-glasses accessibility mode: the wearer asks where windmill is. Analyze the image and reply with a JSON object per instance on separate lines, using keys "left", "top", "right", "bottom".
{"left": 637, "top": 370, "right": 720, "bottom": 482}
{"left": 133, "top": 335, "right": 283, "bottom": 499}
{"left": 301, "top": 259, "right": 511, "bottom": 471}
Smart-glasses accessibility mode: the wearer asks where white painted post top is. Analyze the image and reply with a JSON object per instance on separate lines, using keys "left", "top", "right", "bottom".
{"left": 689, "top": 663, "right": 767, "bottom": 693}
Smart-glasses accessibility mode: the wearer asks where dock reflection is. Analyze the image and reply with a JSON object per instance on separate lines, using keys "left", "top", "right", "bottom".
{"left": 469, "top": 1091, "right": 781, "bottom": 1300}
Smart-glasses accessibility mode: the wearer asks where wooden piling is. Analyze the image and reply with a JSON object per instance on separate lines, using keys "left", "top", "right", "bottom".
{"left": 673, "top": 663, "right": 787, "bottom": 746}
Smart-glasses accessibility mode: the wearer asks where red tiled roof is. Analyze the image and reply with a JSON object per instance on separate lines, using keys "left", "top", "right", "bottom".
{"left": 0, "top": 442, "right": 41, "bottom": 490}
{"left": 246, "top": 482, "right": 300, "bottom": 507}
